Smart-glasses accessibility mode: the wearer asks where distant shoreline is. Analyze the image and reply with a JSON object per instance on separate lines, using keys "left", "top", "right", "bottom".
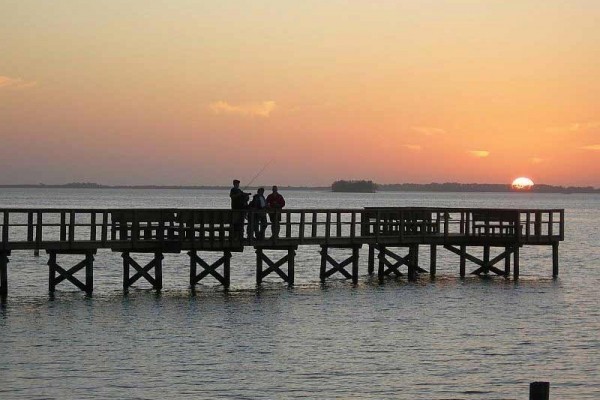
{"left": 0, "top": 183, "right": 598, "bottom": 194}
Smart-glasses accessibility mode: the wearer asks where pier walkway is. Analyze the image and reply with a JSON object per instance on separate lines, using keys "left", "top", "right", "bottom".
{"left": 0, "top": 207, "right": 564, "bottom": 295}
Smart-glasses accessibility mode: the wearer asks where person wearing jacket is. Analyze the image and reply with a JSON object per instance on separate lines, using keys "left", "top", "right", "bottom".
{"left": 266, "top": 185, "right": 285, "bottom": 238}
{"left": 248, "top": 187, "right": 267, "bottom": 240}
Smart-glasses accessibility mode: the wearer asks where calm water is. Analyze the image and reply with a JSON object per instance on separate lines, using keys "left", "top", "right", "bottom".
{"left": 0, "top": 188, "right": 598, "bottom": 399}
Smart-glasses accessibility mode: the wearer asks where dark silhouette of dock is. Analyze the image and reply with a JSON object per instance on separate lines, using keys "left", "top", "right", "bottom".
{"left": 0, "top": 207, "right": 564, "bottom": 296}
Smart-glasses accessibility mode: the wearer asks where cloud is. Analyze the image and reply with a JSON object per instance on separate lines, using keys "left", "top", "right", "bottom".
{"left": 546, "top": 121, "right": 600, "bottom": 133}
{"left": 209, "top": 100, "right": 276, "bottom": 117}
{"left": 0, "top": 75, "right": 37, "bottom": 89}
{"left": 530, "top": 157, "right": 544, "bottom": 164}
{"left": 403, "top": 144, "right": 422, "bottom": 151}
{"left": 468, "top": 150, "right": 490, "bottom": 158}
{"left": 411, "top": 126, "right": 446, "bottom": 136}
{"left": 581, "top": 144, "right": 600, "bottom": 150}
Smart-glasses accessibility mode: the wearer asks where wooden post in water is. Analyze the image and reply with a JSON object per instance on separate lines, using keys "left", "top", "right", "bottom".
{"left": 256, "top": 249, "right": 263, "bottom": 285}
{"left": 288, "top": 248, "right": 295, "bottom": 285}
{"left": 408, "top": 245, "right": 417, "bottom": 281}
{"left": 504, "top": 246, "right": 511, "bottom": 276}
{"left": 514, "top": 245, "right": 520, "bottom": 279}
{"left": 430, "top": 245, "right": 436, "bottom": 277}
{"left": 85, "top": 251, "right": 94, "bottom": 294}
{"left": 154, "top": 251, "right": 163, "bottom": 291}
{"left": 483, "top": 245, "right": 490, "bottom": 274}
{"left": 529, "top": 381, "right": 549, "bottom": 400}
{"left": 368, "top": 244, "right": 375, "bottom": 275}
{"left": 0, "top": 251, "right": 9, "bottom": 297}
{"left": 552, "top": 242, "right": 559, "bottom": 277}
{"left": 460, "top": 245, "right": 466, "bottom": 278}
{"left": 49, "top": 251, "right": 56, "bottom": 293}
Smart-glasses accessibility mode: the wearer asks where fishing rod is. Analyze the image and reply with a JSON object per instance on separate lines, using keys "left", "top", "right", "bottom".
{"left": 243, "top": 159, "right": 273, "bottom": 191}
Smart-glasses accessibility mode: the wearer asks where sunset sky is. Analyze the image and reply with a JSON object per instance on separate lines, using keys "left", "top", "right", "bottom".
{"left": 1, "top": 1, "right": 599, "bottom": 186}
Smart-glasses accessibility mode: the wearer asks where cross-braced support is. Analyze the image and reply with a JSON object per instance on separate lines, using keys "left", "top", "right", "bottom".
{"left": 256, "top": 246, "right": 297, "bottom": 286}
{"left": 0, "top": 251, "right": 10, "bottom": 297}
{"left": 189, "top": 250, "right": 231, "bottom": 289}
{"left": 320, "top": 245, "right": 361, "bottom": 284}
{"left": 378, "top": 245, "right": 424, "bottom": 282}
{"left": 444, "top": 245, "right": 516, "bottom": 277}
{"left": 47, "top": 250, "right": 96, "bottom": 295}
{"left": 122, "top": 251, "right": 163, "bottom": 291}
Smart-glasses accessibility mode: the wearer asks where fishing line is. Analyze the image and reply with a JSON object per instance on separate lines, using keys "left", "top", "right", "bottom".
{"left": 243, "top": 159, "right": 273, "bottom": 190}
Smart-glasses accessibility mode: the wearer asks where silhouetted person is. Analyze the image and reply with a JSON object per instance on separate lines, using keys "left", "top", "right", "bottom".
{"left": 230, "top": 179, "right": 250, "bottom": 239}
{"left": 248, "top": 187, "right": 267, "bottom": 240}
{"left": 266, "top": 185, "right": 285, "bottom": 237}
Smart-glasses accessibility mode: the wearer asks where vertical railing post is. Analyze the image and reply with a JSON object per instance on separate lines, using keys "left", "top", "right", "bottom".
{"left": 247, "top": 210, "right": 254, "bottom": 243}
{"left": 534, "top": 211, "right": 542, "bottom": 237}
{"left": 90, "top": 212, "right": 97, "bottom": 242}
{"left": 325, "top": 212, "right": 331, "bottom": 244}
{"left": 559, "top": 210, "right": 564, "bottom": 240}
{"left": 375, "top": 211, "right": 380, "bottom": 243}
{"left": 132, "top": 210, "right": 138, "bottom": 247}
{"left": 444, "top": 212, "right": 449, "bottom": 239}
{"left": 27, "top": 212, "right": 34, "bottom": 242}
{"left": 285, "top": 211, "right": 292, "bottom": 238}
{"left": 299, "top": 212, "right": 305, "bottom": 243}
{"left": 35, "top": 212, "right": 42, "bottom": 252}
{"left": 102, "top": 211, "right": 108, "bottom": 246}
{"left": 2, "top": 212, "right": 8, "bottom": 247}
{"left": 69, "top": 211, "right": 75, "bottom": 247}
{"left": 465, "top": 211, "right": 471, "bottom": 236}
{"left": 60, "top": 212, "right": 67, "bottom": 241}
{"left": 399, "top": 209, "right": 404, "bottom": 242}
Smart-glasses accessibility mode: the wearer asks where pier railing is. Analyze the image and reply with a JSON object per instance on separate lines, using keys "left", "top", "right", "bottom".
{"left": 0, "top": 208, "right": 563, "bottom": 251}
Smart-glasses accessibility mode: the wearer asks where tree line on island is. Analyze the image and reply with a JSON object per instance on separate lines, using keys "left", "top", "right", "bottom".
{"left": 0, "top": 181, "right": 598, "bottom": 193}
{"left": 330, "top": 180, "right": 599, "bottom": 194}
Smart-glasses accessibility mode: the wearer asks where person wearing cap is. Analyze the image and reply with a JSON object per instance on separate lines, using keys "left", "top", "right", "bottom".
{"left": 230, "top": 179, "right": 250, "bottom": 210}
{"left": 230, "top": 179, "right": 250, "bottom": 238}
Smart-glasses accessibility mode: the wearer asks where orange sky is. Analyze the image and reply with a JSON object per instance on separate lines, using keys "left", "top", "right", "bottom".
{"left": 1, "top": 1, "right": 598, "bottom": 186}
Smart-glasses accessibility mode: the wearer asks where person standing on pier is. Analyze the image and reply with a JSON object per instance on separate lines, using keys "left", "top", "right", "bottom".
{"left": 230, "top": 179, "right": 250, "bottom": 238}
{"left": 266, "top": 185, "right": 285, "bottom": 237}
{"left": 249, "top": 187, "right": 267, "bottom": 240}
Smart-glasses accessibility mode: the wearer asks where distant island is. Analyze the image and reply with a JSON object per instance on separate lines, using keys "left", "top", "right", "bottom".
{"left": 0, "top": 181, "right": 598, "bottom": 194}
{"left": 331, "top": 180, "right": 599, "bottom": 194}
{"left": 332, "top": 180, "right": 377, "bottom": 193}
{"left": 378, "top": 182, "right": 600, "bottom": 194}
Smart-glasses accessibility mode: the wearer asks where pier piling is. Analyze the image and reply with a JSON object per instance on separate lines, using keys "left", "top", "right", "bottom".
{"left": 0, "top": 251, "right": 9, "bottom": 297}
{"left": 529, "top": 381, "right": 550, "bottom": 400}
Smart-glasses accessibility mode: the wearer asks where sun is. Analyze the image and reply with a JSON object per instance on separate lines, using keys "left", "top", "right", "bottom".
{"left": 511, "top": 177, "right": 534, "bottom": 190}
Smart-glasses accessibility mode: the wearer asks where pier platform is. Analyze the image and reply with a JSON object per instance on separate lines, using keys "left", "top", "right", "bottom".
{"left": 0, "top": 207, "right": 564, "bottom": 295}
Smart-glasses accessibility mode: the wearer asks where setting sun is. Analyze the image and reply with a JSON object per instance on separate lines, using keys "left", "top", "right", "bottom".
{"left": 512, "top": 177, "right": 535, "bottom": 190}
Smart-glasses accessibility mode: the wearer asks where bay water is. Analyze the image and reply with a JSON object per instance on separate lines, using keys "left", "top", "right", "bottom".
{"left": 0, "top": 189, "right": 598, "bottom": 399}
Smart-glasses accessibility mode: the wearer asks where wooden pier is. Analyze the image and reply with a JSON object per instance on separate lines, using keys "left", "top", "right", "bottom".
{"left": 0, "top": 207, "right": 564, "bottom": 296}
